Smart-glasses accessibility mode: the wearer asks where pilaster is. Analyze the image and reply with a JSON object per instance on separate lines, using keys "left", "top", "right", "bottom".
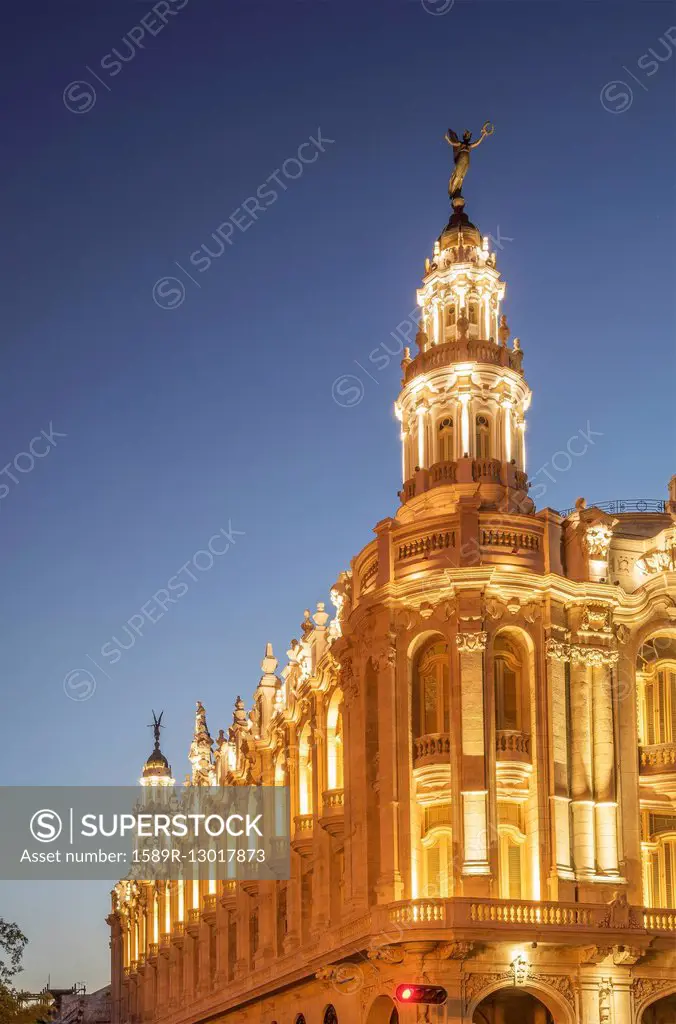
{"left": 457, "top": 628, "right": 491, "bottom": 892}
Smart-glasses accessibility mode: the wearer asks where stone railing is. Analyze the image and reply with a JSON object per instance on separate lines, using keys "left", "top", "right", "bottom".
{"left": 644, "top": 909, "right": 676, "bottom": 932}
{"left": 640, "top": 743, "right": 676, "bottom": 773}
{"left": 496, "top": 730, "right": 532, "bottom": 761}
{"left": 377, "top": 897, "right": 676, "bottom": 935}
{"left": 403, "top": 339, "right": 523, "bottom": 385}
{"left": 359, "top": 556, "right": 378, "bottom": 594}
{"left": 323, "top": 788, "right": 345, "bottom": 809}
{"left": 320, "top": 789, "right": 345, "bottom": 839}
{"left": 481, "top": 527, "right": 540, "bottom": 552}
{"left": 472, "top": 457, "right": 502, "bottom": 483}
{"left": 430, "top": 460, "right": 457, "bottom": 485}
{"left": 292, "top": 813, "right": 314, "bottom": 857}
{"left": 397, "top": 530, "right": 455, "bottom": 561}
{"left": 413, "top": 732, "right": 451, "bottom": 766}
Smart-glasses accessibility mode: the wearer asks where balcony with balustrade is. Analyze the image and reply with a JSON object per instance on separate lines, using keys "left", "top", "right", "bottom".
{"left": 319, "top": 788, "right": 345, "bottom": 839}
{"left": 291, "top": 813, "right": 314, "bottom": 858}
{"left": 495, "top": 729, "right": 532, "bottom": 788}
{"left": 413, "top": 733, "right": 451, "bottom": 768}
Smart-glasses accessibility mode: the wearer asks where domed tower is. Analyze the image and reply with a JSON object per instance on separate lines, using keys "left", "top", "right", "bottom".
{"left": 140, "top": 710, "right": 174, "bottom": 787}
{"left": 397, "top": 191, "right": 531, "bottom": 512}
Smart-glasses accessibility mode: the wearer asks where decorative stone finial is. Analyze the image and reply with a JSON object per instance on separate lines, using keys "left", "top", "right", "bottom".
{"left": 301, "top": 610, "right": 313, "bottom": 638}
{"left": 313, "top": 602, "right": 330, "bottom": 628}
{"left": 261, "top": 642, "right": 278, "bottom": 676}
{"left": 498, "top": 314, "right": 510, "bottom": 346}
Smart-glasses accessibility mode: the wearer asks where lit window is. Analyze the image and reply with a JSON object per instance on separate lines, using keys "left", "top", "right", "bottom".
{"left": 475, "top": 414, "right": 491, "bottom": 459}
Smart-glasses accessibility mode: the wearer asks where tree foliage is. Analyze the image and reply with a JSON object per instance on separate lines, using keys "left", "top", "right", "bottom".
{"left": 0, "top": 919, "right": 52, "bottom": 1024}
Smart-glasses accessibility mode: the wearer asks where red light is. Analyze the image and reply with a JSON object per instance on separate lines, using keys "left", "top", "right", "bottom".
{"left": 395, "top": 984, "right": 447, "bottom": 1005}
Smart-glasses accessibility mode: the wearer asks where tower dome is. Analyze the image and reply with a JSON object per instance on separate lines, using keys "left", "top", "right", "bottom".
{"left": 140, "top": 711, "right": 174, "bottom": 786}
{"left": 396, "top": 134, "right": 531, "bottom": 513}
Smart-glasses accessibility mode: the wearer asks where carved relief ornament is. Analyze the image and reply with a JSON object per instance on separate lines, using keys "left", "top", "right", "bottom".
{"left": 456, "top": 631, "right": 488, "bottom": 653}
{"left": 545, "top": 638, "right": 571, "bottom": 662}
{"left": 632, "top": 978, "right": 676, "bottom": 1015}
{"left": 570, "top": 645, "right": 619, "bottom": 667}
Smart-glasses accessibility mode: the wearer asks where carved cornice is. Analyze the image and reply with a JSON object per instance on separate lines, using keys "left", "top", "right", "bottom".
{"left": 545, "top": 638, "right": 571, "bottom": 662}
{"left": 456, "top": 631, "right": 488, "bottom": 653}
{"left": 570, "top": 644, "right": 619, "bottom": 667}
{"left": 437, "top": 940, "right": 474, "bottom": 960}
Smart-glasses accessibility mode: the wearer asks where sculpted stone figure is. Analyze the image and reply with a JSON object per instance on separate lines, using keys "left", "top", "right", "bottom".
{"left": 445, "top": 121, "right": 494, "bottom": 199}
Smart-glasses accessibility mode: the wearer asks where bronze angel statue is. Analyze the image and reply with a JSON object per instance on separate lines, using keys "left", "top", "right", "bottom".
{"left": 445, "top": 121, "right": 495, "bottom": 199}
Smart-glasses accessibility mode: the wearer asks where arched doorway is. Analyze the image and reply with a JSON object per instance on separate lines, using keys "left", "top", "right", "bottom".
{"left": 366, "top": 994, "right": 399, "bottom": 1024}
{"left": 641, "top": 992, "right": 676, "bottom": 1023}
{"left": 473, "top": 989, "right": 554, "bottom": 1024}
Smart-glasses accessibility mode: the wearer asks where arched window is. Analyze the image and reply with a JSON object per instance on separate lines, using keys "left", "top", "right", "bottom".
{"left": 446, "top": 303, "right": 456, "bottom": 326}
{"left": 295, "top": 1016, "right": 307, "bottom": 1024}
{"left": 438, "top": 417, "right": 454, "bottom": 462}
{"left": 326, "top": 691, "right": 344, "bottom": 790}
{"left": 468, "top": 302, "right": 479, "bottom": 326}
{"left": 412, "top": 641, "right": 450, "bottom": 738}
{"left": 475, "top": 415, "right": 490, "bottom": 459}
{"left": 324, "top": 1007, "right": 339, "bottom": 1024}
{"left": 494, "top": 634, "right": 526, "bottom": 732}
{"left": 646, "top": 831, "right": 676, "bottom": 908}
{"left": 298, "top": 724, "right": 313, "bottom": 815}
{"left": 422, "top": 828, "right": 454, "bottom": 898}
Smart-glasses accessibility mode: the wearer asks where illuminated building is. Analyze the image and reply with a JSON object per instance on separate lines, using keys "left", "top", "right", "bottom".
{"left": 109, "top": 154, "right": 676, "bottom": 1024}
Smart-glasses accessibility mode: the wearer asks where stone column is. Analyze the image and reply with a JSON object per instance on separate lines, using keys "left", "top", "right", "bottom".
{"left": 592, "top": 660, "right": 620, "bottom": 877}
{"left": 311, "top": 694, "right": 331, "bottom": 934}
{"left": 375, "top": 630, "right": 405, "bottom": 902}
{"left": 457, "top": 630, "right": 491, "bottom": 892}
{"left": 255, "top": 883, "right": 275, "bottom": 964}
{"left": 197, "top": 921, "right": 211, "bottom": 995}
{"left": 283, "top": 725, "right": 301, "bottom": 951}
{"left": 341, "top": 654, "right": 369, "bottom": 911}
{"left": 570, "top": 654, "right": 596, "bottom": 878}
{"left": 214, "top": 893, "right": 228, "bottom": 984}
{"left": 546, "top": 640, "right": 574, "bottom": 889}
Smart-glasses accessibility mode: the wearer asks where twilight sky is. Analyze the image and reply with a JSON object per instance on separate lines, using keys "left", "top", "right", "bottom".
{"left": 0, "top": 0, "right": 674, "bottom": 993}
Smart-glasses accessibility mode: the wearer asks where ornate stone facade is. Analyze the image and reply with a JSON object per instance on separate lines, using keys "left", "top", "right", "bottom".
{"left": 109, "top": 154, "right": 676, "bottom": 1024}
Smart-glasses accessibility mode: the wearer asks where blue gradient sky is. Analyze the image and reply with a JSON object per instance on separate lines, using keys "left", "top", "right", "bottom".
{"left": 0, "top": 0, "right": 674, "bottom": 992}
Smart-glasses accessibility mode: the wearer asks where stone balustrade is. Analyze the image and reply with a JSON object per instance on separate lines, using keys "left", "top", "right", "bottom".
{"left": 495, "top": 729, "right": 532, "bottom": 762}
{"left": 639, "top": 742, "right": 676, "bottom": 773}
{"left": 413, "top": 732, "right": 451, "bottom": 766}
{"left": 375, "top": 897, "right": 676, "bottom": 937}
{"left": 403, "top": 338, "right": 524, "bottom": 385}
{"left": 320, "top": 788, "right": 345, "bottom": 839}
{"left": 291, "top": 813, "right": 314, "bottom": 857}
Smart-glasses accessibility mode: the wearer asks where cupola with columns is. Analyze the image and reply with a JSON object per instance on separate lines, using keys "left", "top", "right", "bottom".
{"left": 140, "top": 710, "right": 174, "bottom": 787}
{"left": 397, "top": 194, "right": 532, "bottom": 512}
